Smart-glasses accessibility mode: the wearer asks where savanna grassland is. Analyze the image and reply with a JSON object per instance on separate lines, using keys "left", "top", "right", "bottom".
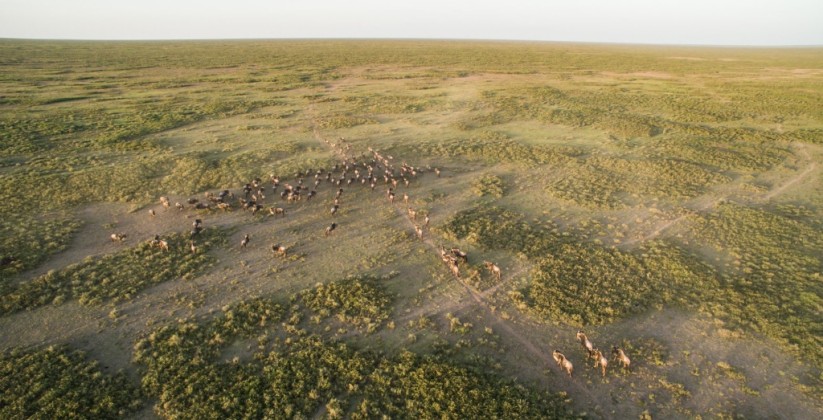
{"left": 1, "top": 39, "right": 822, "bottom": 419}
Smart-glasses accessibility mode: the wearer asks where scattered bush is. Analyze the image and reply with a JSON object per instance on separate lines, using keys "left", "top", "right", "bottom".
{"left": 0, "top": 346, "right": 143, "bottom": 418}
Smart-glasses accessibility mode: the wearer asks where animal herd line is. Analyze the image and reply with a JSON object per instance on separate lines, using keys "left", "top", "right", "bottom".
{"left": 108, "top": 133, "right": 633, "bottom": 381}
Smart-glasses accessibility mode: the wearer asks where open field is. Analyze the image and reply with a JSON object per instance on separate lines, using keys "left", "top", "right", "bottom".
{"left": 1, "top": 39, "right": 822, "bottom": 419}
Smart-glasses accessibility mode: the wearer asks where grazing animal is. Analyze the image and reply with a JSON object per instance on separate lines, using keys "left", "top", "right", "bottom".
{"left": 388, "top": 192, "right": 395, "bottom": 203}
{"left": 240, "top": 234, "right": 250, "bottom": 249}
{"left": 403, "top": 193, "right": 409, "bottom": 204}
{"left": 160, "top": 196, "right": 170, "bottom": 209}
{"left": 217, "top": 202, "right": 232, "bottom": 211}
{"left": 194, "top": 203, "right": 210, "bottom": 210}
{"left": 415, "top": 225, "right": 423, "bottom": 240}
{"left": 552, "top": 350, "right": 573, "bottom": 377}
{"left": 271, "top": 244, "right": 287, "bottom": 257}
{"left": 110, "top": 233, "right": 127, "bottom": 242}
{"left": 189, "top": 241, "right": 197, "bottom": 254}
{"left": 612, "top": 346, "right": 631, "bottom": 371}
{"left": 175, "top": 202, "right": 184, "bottom": 211}
{"left": 576, "top": 331, "right": 594, "bottom": 357}
{"left": 330, "top": 204, "right": 339, "bottom": 216}
{"left": 424, "top": 215, "right": 430, "bottom": 226}
{"left": 148, "top": 209, "right": 156, "bottom": 217}
{"left": 157, "top": 240, "right": 169, "bottom": 252}
{"left": 483, "top": 261, "right": 501, "bottom": 281}
{"left": 407, "top": 207, "right": 416, "bottom": 220}
{"left": 269, "top": 207, "right": 286, "bottom": 217}
{"left": 325, "top": 222, "right": 337, "bottom": 236}
{"left": 187, "top": 198, "right": 199, "bottom": 205}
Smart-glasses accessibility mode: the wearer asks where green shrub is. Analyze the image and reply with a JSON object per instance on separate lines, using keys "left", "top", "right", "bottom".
{"left": 0, "top": 346, "right": 143, "bottom": 418}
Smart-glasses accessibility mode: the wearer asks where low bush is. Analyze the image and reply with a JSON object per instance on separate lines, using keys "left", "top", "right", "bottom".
{"left": 0, "top": 345, "right": 143, "bottom": 418}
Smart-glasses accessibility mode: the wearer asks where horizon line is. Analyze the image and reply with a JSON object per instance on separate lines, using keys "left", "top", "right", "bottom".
{"left": 2, "top": 36, "right": 821, "bottom": 49}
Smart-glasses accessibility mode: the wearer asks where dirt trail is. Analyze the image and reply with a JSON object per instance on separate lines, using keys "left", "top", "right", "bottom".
{"left": 622, "top": 144, "right": 818, "bottom": 247}
{"left": 310, "top": 121, "right": 610, "bottom": 417}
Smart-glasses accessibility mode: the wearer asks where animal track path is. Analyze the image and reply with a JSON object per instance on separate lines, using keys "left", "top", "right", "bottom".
{"left": 310, "top": 120, "right": 610, "bottom": 417}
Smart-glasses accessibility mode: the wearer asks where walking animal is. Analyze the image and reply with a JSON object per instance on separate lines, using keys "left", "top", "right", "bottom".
{"left": 592, "top": 349, "right": 608, "bottom": 377}
{"left": 240, "top": 234, "right": 250, "bottom": 249}
{"left": 271, "top": 244, "right": 287, "bottom": 257}
{"left": 552, "top": 350, "right": 574, "bottom": 377}
{"left": 483, "top": 261, "right": 501, "bottom": 281}
{"left": 612, "top": 346, "right": 631, "bottom": 371}
{"left": 325, "top": 222, "right": 337, "bottom": 236}
{"left": 576, "top": 331, "right": 594, "bottom": 357}
{"left": 110, "top": 233, "right": 127, "bottom": 242}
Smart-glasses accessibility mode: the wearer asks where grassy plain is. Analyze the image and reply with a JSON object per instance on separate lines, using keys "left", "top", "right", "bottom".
{"left": 1, "top": 39, "right": 822, "bottom": 418}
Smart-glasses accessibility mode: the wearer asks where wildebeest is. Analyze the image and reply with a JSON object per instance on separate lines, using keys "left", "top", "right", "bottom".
{"left": 577, "top": 331, "right": 594, "bottom": 357}
{"left": 612, "top": 346, "right": 631, "bottom": 371}
{"left": 553, "top": 350, "right": 573, "bottom": 377}
{"left": 451, "top": 248, "right": 468, "bottom": 264}
{"left": 271, "top": 244, "right": 287, "bottom": 257}
{"left": 483, "top": 261, "right": 501, "bottom": 281}
{"left": 592, "top": 349, "right": 608, "bottom": 377}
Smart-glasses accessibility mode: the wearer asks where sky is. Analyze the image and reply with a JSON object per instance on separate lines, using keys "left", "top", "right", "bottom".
{"left": 1, "top": 0, "right": 821, "bottom": 46}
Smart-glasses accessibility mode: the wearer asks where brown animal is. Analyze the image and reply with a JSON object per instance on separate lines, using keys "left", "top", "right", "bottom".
{"left": 449, "top": 260, "right": 460, "bottom": 278}
{"left": 159, "top": 196, "right": 170, "bottom": 209}
{"left": 612, "top": 346, "right": 631, "bottom": 371}
{"left": 189, "top": 241, "right": 197, "bottom": 254}
{"left": 424, "top": 215, "right": 430, "bottom": 226}
{"left": 110, "top": 233, "right": 127, "bottom": 242}
{"left": 407, "top": 207, "right": 416, "bottom": 220}
{"left": 217, "top": 202, "right": 232, "bottom": 211}
{"left": 451, "top": 248, "right": 468, "bottom": 264}
{"left": 415, "top": 225, "right": 423, "bottom": 240}
{"left": 271, "top": 244, "right": 287, "bottom": 257}
{"left": 483, "top": 261, "right": 501, "bottom": 281}
{"left": 240, "top": 234, "right": 250, "bottom": 249}
{"left": 269, "top": 207, "right": 286, "bottom": 217}
{"left": 403, "top": 193, "right": 409, "bottom": 204}
{"left": 157, "top": 240, "right": 169, "bottom": 252}
{"left": 577, "top": 331, "right": 594, "bottom": 357}
{"left": 175, "top": 202, "right": 185, "bottom": 211}
{"left": 325, "top": 222, "right": 337, "bottom": 236}
{"left": 552, "top": 350, "right": 573, "bottom": 377}
{"left": 148, "top": 209, "right": 156, "bottom": 217}
{"left": 593, "top": 349, "right": 608, "bottom": 377}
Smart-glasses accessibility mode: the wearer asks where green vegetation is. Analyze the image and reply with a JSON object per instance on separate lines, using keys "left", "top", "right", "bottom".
{"left": 1, "top": 346, "right": 143, "bottom": 418}
{"left": 688, "top": 203, "right": 823, "bottom": 366}
{"left": 0, "top": 229, "right": 225, "bottom": 314}
{"left": 472, "top": 174, "right": 506, "bottom": 198}
{"left": 298, "top": 274, "right": 394, "bottom": 331}
{"left": 0, "top": 213, "right": 81, "bottom": 276}
{"left": 2, "top": 39, "right": 822, "bottom": 418}
{"left": 134, "top": 296, "right": 574, "bottom": 419}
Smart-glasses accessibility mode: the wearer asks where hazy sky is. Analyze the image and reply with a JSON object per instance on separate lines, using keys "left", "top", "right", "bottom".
{"left": 1, "top": 0, "right": 821, "bottom": 46}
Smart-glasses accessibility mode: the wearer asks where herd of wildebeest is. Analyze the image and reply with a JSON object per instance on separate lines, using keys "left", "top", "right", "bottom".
{"left": 107, "top": 136, "right": 631, "bottom": 378}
